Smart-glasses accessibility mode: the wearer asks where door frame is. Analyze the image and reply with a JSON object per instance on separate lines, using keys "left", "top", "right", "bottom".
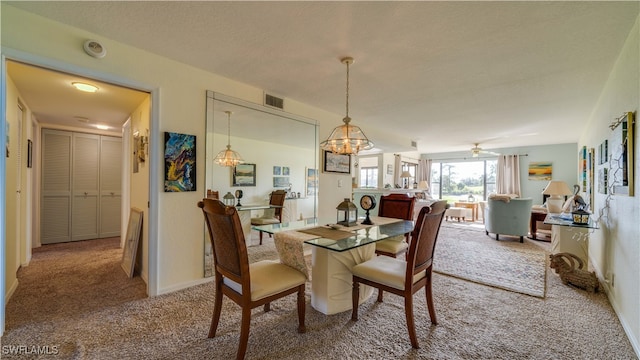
{"left": 0, "top": 48, "right": 161, "bottom": 335}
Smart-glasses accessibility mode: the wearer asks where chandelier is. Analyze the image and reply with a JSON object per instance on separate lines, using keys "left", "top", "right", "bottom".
{"left": 214, "top": 111, "right": 244, "bottom": 167}
{"left": 320, "top": 57, "right": 373, "bottom": 155}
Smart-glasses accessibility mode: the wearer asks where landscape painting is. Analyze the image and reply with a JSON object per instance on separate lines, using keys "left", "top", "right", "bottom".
{"left": 528, "top": 161, "right": 552, "bottom": 181}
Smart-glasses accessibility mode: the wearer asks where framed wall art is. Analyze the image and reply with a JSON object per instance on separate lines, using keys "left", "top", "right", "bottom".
{"left": 528, "top": 161, "right": 552, "bottom": 181}
{"left": 232, "top": 163, "right": 256, "bottom": 186}
{"left": 164, "top": 132, "right": 196, "bottom": 192}
{"left": 609, "top": 111, "right": 635, "bottom": 196}
{"left": 306, "top": 167, "right": 318, "bottom": 196}
{"left": 323, "top": 150, "right": 351, "bottom": 174}
{"left": 122, "top": 208, "right": 143, "bottom": 278}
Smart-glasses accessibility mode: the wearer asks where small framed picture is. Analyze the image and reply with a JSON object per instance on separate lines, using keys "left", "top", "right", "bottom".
{"left": 273, "top": 166, "right": 281, "bottom": 175}
{"left": 323, "top": 150, "right": 351, "bottom": 174}
{"left": 233, "top": 163, "right": 256, "bottom": 186}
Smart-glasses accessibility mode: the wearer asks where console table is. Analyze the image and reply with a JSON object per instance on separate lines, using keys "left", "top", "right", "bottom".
{"left": 544, "top": 214, "right": 598, "bottom": 266}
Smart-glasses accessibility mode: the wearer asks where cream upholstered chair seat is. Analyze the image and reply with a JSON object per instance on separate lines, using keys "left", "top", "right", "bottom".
{"left": 223, "top": 260, "right": 306, "bottom": 301}
{"left": 373, "top": 235, "right": 408, "bottom": 257}
{"left": 352, "top": 256, "right": 427, "bottom": 290}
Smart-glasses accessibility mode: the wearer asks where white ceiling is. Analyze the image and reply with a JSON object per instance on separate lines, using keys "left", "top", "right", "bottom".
{"left": 5, "top": 1, "right": 639, "bottom": 154}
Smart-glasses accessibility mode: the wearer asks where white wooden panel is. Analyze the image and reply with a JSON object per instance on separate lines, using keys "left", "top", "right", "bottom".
{"left": 73, "top": 134, "right": 99, "bottom": 191}
{"left": 42, "top": 130, "right": 71, "bottom": 192}
{"left": 41, "top": 195, "right": 70, "bottom": 244}
{"left": 72, "top": 194, "right": 99, "bottom": 240}
{"left": 100, "top": 194, "right": 121, "bottom": 237}
{"left": 100, "top": 136, "right": 122, "bottom": 191}
{"left": 41, "top": 130, "right": 72, "bottom": 243}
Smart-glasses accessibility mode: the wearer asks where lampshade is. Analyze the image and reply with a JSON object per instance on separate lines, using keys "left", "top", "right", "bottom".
{"left": 400, "top": 171, "right": 412, "bottom": 178}
{"left": 214, "top": 111, "right": 244, "bottom": 167}
{"left": 320, "top": 57, "right": 374, "bottom": 155}
{"left": 418, "top": 180, "right": 430, "bottom": 190}
{"left": 542, "top": 180, "right": 572, "bottom": 213}
{"left": 542, "top": 180, "right": 573, "bottom": 196}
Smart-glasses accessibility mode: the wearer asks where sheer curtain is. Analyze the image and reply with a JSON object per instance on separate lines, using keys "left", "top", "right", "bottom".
{"left": 393, "top": 154, "right": 402, "bottom": 187}
{"left": 418, "top": 159, "right": 432, "bottom": 191}
{"left": 496, "top": 154, "right": 521, "bottom": 195}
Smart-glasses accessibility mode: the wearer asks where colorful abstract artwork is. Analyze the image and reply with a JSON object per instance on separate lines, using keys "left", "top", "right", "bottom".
{"left": 528, "top": 161, "right": 552, "bottom": 180}
{"left": 164, "top": 132, "right": 196, "bottom": 192}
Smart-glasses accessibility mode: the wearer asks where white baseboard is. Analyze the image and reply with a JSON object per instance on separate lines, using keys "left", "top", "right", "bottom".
{"left": 4, "top": 279, "right": 19, "bottom": 305}
{"left": 156, "top": 277, "right": 211, "bottom": 296}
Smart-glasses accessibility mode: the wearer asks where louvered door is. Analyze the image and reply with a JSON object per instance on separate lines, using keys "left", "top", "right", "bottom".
{"left": 41, "top": 130, "right": 72, "bottom": 244}
{"left": 72, "top": 133, "right": 100, "bottom": 241}
{"left": 41, "top": 130, "right": 122, "bottom": 243}
{"left": 99, "top": 136, "right": 122, "bottom": 237}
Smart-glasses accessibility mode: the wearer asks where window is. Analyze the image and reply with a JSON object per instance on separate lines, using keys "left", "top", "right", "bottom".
{"left": 401, "top": 162, "right": 418, "bottom": 188}
{"left": 430, "top": 160, "right": 497, "bottom": 201}
{"left": 359, "top": 167, "right": 378, "bottom": 188}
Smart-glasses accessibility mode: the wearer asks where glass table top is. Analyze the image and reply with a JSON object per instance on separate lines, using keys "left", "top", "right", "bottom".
{"left": 543, "top": 213, "right": 599, "bottom": 229}
{"left": 252, "top": 217, "right": 415, "bottom": 252}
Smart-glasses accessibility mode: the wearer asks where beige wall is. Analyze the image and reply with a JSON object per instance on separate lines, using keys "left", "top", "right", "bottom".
{"left": 1, "top": 4, "right": 358, "bottom": 295}
{"left": 129, "top": 97, "right": 151, "bottom": 283}
{"left": 580, "top": 14, "right": 640, "bottom": 353}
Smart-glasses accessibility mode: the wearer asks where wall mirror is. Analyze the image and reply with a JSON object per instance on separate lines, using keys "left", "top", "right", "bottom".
{"left": 204, "top": 91, "right": 318, "bottom": 277}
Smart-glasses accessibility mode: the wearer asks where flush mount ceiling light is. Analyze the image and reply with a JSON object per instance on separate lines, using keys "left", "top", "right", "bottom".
{"left": 214, "top": 111, "right": 244, "bottom": 167}
{"left": 320, "top": 57, "right": 373, "bottom": 155}
{"left": 72, "top": 82, "right": 99, "bottom": 93}
{"left": 96, "top": 124, "right": 110, "bottom": 130}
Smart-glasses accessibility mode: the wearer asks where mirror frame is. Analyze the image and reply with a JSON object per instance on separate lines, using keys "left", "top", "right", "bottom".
{"left": 204, "top": 91, "right": 319, "bottom": 277}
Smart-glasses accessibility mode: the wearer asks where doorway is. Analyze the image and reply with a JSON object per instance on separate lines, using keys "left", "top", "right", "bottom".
{"left": 3, "top": 58, "right": 152, "bottom": 334}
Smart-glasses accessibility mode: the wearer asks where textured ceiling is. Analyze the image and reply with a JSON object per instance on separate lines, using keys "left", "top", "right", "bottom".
{"left": 5, "top": 1, "right": 639, "bottom": 154}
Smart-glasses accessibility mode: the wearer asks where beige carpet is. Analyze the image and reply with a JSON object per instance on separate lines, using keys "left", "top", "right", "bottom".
{"left": 2, "top": 233, "right": 637, "bottom": 359}
{"left": 436, "top": 223, "right": 547, "bottom": 298}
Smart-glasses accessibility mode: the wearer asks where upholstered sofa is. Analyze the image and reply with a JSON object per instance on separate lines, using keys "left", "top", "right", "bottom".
{"left": 484, "top": 196, "right": 532, "bottom": 243}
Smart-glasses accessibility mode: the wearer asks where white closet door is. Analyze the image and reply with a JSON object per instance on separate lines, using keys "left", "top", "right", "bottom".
{"left": 72, "top": 133, "right": 100, "bottom": 241}
{"left": 41, "top": 130, "right": 72, "bottom": 244}
{"left": 99, "top": 136, "right": 122, "bottom": 237}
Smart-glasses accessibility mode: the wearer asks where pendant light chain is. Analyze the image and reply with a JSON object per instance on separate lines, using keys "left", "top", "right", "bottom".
{"left": 345, "top": 59, "right": 350, "bottom": 120}
{"left": 226, "top": 111, "right": 231, "bottom": 148}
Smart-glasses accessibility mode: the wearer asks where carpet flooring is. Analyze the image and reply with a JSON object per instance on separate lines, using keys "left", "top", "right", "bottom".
{"left": 2, "top": 230, "right": 637, "bottom": 359}
{"left": 435, "top": 224, "right": 547, "bottom": 298}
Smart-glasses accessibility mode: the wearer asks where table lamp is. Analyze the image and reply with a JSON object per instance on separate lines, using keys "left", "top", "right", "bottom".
{"left": 400, "top": 171, "right": 412, "bottom": 189}
{"left": 542, "top": 180, "right": 572, "bottom": 213}
{"left": 418, "top": 180, "right": 429, "bottom": 191}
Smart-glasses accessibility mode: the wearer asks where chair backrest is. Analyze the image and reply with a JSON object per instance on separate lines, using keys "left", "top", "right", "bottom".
{"left": 378, "top": 193, "right": 416, "bottom": 220}
{"left": 269, "top": 190, "right": 287, "bottom": 220}
{"left": 198, "top": 198, "right": 249, "bottom": 286}
{"left": 407, "top": 200, "right": 447, "bottom": 280}
{"left": 206, "top": 189, "right": 219, "bottom": 200}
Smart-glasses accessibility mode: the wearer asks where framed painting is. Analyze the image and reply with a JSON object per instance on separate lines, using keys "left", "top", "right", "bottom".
{"left": 306, "top": 167, "right": 318, "bottom": 196}
{"left": 610, "top": 111, "right": 635, "bottom": 196}
{"left": 323, "top": 150, "right": 351, "bottom": 174}
{"left": 273, "top": 166, "right": 281, "bottom": 175}
{"left": 528, "top": 161, "right": 552, "bottom": 181}
{"left": 233, "top": 163, "right": 256, "bottom": 186}
{"left": 273, "top": 176, "right": 290, "bottom": 188}
{"left": 164, "top": 132, "right": 196, "bottom": 192}
{"left": 122, "top": 208, "right": 143, "bottom": 278}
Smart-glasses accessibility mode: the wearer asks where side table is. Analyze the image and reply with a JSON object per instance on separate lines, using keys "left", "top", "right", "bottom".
{"left": 529, "top": 211, "right": 549, "bottom": 241}
{"left": 544, "top": 214, "right": 598, "bottom": 266}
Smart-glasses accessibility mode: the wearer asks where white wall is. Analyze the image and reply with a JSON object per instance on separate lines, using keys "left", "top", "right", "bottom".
{"left": 209, "top": 134, "right": 316, "bottom": 219}
{"left": 579, "top": 14, "right": 640, "bottom": 355}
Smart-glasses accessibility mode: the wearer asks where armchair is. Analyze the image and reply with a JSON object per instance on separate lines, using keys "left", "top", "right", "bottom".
{"left": 484, "top": 197, "right": 532, "bottom": 243}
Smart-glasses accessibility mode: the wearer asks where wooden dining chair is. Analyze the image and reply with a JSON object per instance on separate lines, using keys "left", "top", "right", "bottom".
{"left": 251, "top": 190, "right": 287, "bottom": 245}
{"left": 374, "top": 193, "right": 416, "bottom": 258}
{"left": 198, "top": 198, "right": 306, "bottom": 360}
{"left": 351, "top": 200, "right": 447, "bottom": 349}
{"left": 206, "top": 189, "right": 219, "bottom": 200}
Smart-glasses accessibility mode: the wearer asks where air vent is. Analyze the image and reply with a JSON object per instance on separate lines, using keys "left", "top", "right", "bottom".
{"left": 264, "top": 93, "right": 284, "bottom": 109}
{"left": 411, "top": 140, "right": 418, "bottom": 148}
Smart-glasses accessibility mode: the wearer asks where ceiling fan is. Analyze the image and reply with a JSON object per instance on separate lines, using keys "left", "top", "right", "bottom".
{"left": 470, "top": 143, "right": 500, "bottom": 157}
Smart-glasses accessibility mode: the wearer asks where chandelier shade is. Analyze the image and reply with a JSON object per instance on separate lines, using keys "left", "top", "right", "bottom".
{"left": 214, "top": 111, "right": 244, "bottom": 167}
{"left": 320, "top": 57, "right": 373, "bottom": 155}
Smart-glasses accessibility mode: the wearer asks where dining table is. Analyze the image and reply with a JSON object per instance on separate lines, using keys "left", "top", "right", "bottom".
{"left": 253, "top": 216, "right": 414, "bottom": 315}
{"left": 235, "top": 204, "right": 283, "bottom": 238}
